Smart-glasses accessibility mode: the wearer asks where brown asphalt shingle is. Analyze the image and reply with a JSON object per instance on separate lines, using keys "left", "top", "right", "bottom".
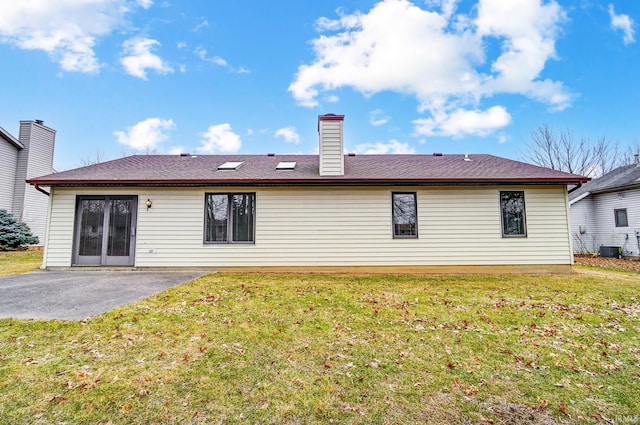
{"left": 28, "top": 154, "right": 588, "bottom": 186}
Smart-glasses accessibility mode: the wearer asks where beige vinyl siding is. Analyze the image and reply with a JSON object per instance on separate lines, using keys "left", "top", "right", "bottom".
{"left": 0, "top": 140, "right": 18, "bottom": 212}
{"left": 44, "top": 185, "right": 572, "bottom": 268}
{"left": 42, "top": 188, "right": 78, "bottom": 267}
{"left": 319, "top": 119, "right": 344, "bottom": 176}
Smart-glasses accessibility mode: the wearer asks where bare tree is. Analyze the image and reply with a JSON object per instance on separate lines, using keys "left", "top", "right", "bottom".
{"left": 591, "top": 136, "right": 622, "bottom": 176}
{"left": 80, "top": 149, "right": 106, "bottom": 166}
{"left": 143, "top": 145, "right": 158, "bottom": 155}
{"left": 521, "top": 125, "right": 623, "bottom": 177}
{"left": 620, "top": 140, "right": 640, "bottom": 165}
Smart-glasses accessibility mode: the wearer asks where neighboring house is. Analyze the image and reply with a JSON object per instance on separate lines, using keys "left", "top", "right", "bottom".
{"left": 28, "top": 114, "right": 587, "bottom": 273}
{"left": 0, "top": 120, "right": 56, "bottom": 245}
{"left": 569, "top": 157, "right": 640, "bottom": 256}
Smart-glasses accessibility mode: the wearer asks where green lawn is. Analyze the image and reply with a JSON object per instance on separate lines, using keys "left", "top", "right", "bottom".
{"left": 1, "top": 269, "right": 638, "bottom": 424}
{"left": 0, "top": 250, "right": 43, "bottom": 276}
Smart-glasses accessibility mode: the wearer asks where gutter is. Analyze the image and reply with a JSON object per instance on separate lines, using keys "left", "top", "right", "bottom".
{"left": 28, "top": 177, "right": 590, "bottom": 188}
{"left": 567, "top": 182, "right": 582, "bottom": 194}
{"left": 568, "top": 191, "right": 591, "bottom": 206}
{"left": 33, "top": 183, "right": 50, "bottom": 196}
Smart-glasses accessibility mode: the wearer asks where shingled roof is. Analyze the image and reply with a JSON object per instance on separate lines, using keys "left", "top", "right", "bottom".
{"left": 28, "top": 153, "right": 588, "bottom": 187}
{"left": 569, "top": 162, "right": 640, "bottom": 202}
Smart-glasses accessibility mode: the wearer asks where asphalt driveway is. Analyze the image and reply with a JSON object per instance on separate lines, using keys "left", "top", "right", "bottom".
{"left": 0, "top": 271, "right": 205, "bottom": 320}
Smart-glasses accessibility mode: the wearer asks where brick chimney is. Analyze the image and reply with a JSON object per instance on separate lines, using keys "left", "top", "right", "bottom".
{"left": 318, "top": 114, "right": 344, "bottom": 176}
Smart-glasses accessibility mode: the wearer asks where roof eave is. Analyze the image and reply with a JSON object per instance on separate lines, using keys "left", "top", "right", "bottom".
{"left": 569, "top": 191, "right": 592, "bottom": 205}
{"left": 589, "top": 182, "right": 640, "bottom": 195}
{"left": 0, "top": 127, "right": 23, "bottom": 149}
{"left": 28, "top": 176, "right": 588, "bottom": 187}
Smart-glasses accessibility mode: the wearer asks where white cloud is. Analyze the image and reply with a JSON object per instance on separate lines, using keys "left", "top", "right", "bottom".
{"left": 353, "top": 139, "right": 416, "bottom": 154}
{"left": 289, "top": 0, "right": 570, "bottom": 137}
{"left": 476, "top": 0, "right": 568, "bottom": 106}
{"left": 168, "top": 146, "right": 185, "bottom": 155}
{"left": 137, "top": 0, "right": 153, "bottom": 9}
{"left": 197, "top": 124, "right": 242, "bottom": 153}
{"left": 194, "top": 18, "right": 209, "bottom": 32}
{"left": 114, "top": 118, "right": 175, "bottom": 151}
{"left": 0, "top": 0, "right": 129, "bottom": 73}
{"left": 369, "top": 109, "right": 390, "bottom": 126}
{"left": 120, "top": 37, "right": 173, "bottom": 79}
{"left": 195, "top": 47, "right": 250, "bottom": 73}
{"left": 275, "top": 126, "right": 301, "bottom": 144}
{"left": 608, "top": 4, "right": 635, "bottom": 45}
{"left": 413, "top": 106, "right": 511, "bottom": 137}
{"left": 195, "top": 47, "right": 228, "bottom": 66}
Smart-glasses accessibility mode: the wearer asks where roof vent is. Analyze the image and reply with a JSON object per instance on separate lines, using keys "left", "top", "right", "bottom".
{"left": 35, "top": 119, "right": 44, "bottom": 125}
{"left": 267, "top": 153, "right": 275, "bottom": 157}
{"left": 433, "top": 152, "right": 443, "bottom": 156}
{"left": 217, "top": 161, "right": 244, "bottom": 170}
{"left": 348, "top": 152, "right": 356, "bottom": 157}
{"left": 276, "top": 161, "right": 296, "bottom": 171}
{"left": 464, "top": 153, "right": 472, "bottom": 162}
{"left": 179, "top": 153, "right": 190, "bottom": 157}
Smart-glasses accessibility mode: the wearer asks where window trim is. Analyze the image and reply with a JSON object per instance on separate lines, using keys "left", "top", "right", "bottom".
{"left": 614, "top": 208, "right": 628, "bottom": 227}
{"left": 204, "top": 192, "right": 256, "bottom": 244}
{"left": 392, "top": 192, "right": 418, "bottom": 239}
{"left": 500, "top": 190, "right": 527, "bottom": 238}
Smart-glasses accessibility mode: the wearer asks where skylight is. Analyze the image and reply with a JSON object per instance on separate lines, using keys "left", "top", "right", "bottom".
{"left": 217, "top": 161, "right": 244, "bottom": 170}
{"left": 276, "top": 161, "right": 296, "bottom": 171}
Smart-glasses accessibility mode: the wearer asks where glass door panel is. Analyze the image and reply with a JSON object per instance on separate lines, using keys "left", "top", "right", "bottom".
{"left": 73, "top": 196, "right": 137, "bottom": 266}
{"left": 76, "top": 199, "right": 105, "bottom": 265}
{"left": 105, "top": 198, "right": 135, "bottom": 265}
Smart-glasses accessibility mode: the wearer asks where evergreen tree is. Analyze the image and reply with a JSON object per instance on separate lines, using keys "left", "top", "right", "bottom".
{"left": 0, "top": 209, "right": 39, "bottom": 251}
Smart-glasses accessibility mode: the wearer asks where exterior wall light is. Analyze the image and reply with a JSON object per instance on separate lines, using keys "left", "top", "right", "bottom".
{"left": 145, "top": 199, "right": 153, "bottom": 210}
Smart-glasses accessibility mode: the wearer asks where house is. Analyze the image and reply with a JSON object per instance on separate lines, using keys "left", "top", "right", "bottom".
{"left": 28, "top": 114, "right": 588, "bottom": 273}
{"left": 569, "top": 156, "right": 640, "bottom": 257}
{"left": 0, "top": 120, "right": 56, "bottom": 245}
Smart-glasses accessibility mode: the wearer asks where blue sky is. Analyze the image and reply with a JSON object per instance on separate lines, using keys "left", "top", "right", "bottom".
{"left": 0, "top": 0, "right": 638, "bottom": 171}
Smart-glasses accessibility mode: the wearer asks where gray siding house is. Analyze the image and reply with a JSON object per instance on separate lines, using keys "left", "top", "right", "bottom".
{"left": 569, "top": 157, "right": 640, "bottom": 256}
{"left": 0, "top": 120, "right": 56, "bottom": 245}
{"left": 29, "top": 114, "right": 588, "bottom": 273}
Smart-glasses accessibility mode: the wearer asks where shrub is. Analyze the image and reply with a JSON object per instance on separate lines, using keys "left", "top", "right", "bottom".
{"left": 0, "top": 209, "right": 39, "bottom": 251}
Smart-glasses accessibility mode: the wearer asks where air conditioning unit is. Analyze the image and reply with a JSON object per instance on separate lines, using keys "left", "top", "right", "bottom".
{"left": 599, "top": 246, "right": 622, "bottom": 259}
